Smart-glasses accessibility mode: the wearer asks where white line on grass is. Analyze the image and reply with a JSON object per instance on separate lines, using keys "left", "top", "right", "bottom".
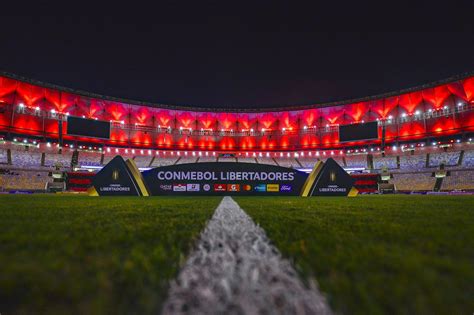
{"left": 162, "top": 196, "right": 332, "bottom": 315}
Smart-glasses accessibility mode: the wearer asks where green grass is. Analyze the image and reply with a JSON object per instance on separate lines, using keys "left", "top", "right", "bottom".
{"left": 235, "top": 195, "right": 474, "bottom": 315}
{"left": 0, "top": 195, "right": 221, "bottom": 314}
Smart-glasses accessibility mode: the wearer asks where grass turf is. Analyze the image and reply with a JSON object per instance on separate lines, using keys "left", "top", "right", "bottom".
{"left": 235, "top": 195, "right": 474, "bottom": 315}
{"left": 0, "top": 195, "right": 221, "bottom": 314}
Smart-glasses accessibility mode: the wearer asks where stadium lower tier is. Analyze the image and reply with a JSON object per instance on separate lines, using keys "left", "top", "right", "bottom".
{"left": 1, "top": 140, "right": 474, "bottom": 192}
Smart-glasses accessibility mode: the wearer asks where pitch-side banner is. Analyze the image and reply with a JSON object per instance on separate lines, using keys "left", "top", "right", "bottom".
{"left": 141, "top": 162, "right": 308, "bottom": 196}
{"left": 90, "top": 156, "right": 357, "bottom": 197}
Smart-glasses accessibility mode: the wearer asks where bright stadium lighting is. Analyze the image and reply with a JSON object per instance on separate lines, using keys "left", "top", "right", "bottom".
{"left": 125, "top": 149, "right": 129, "bottom": 153}
{"left": 140, "top": 150, "right": 144, "bottom": 154}
{"left": 51, "top": 109, "right": 55, "bottom": 114}
{"left": 456, "top": 139, "right": 461, "bottom": 143}
{"left": 107, "top": 148, "right": 111, "bottom": 152}
{"left": 35, "top": 106, "right": 40, "bottom": 111}
{"left": 19, "top": 103, "right": 24, "bottom": 108}
{"left": 415, "top": 110, "right": 420, "bottom": 115}
{"left": 432, "top": 142, "right": 437, "bottom": 146}
{"left": 131, "top": 149, "right": 135, "bottom": 154}
{"left": 23, "top": 139, "right": 27, "bottom": 143}
{"left": 401, "top": 113, "right": 407, "bottom": 118}
{"left": 392, "top": 145, "right": 397, "bottom": 151}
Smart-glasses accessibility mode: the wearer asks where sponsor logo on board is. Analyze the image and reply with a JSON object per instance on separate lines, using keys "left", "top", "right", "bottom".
{"left": 186, "top": 183, "right": 200, "bottom": 192}
{"left": 173, "top": 184, "right": 186, "bottom": 191}
{"left": 254, "top": 184, "right": 266, "bottom": 192}
{"left": 227, "top": 184, "right": 240, "bottom": 192}
{"left": 203, "top": 184, "right": 211, "bottom": 191}
{"left": 214, "top": 184, "right": 227, "bottom": 192}
{"left": 159, "top": 184, "right": 172, "bottom": 191}
{"left": 243, "top": 184, "right": 252, "bottom": 191}
{"left": 266, "top": 184, "right": 279, "bottom": 192}
{"left": 280, "top": 184, "right": 292, "bottom": 192}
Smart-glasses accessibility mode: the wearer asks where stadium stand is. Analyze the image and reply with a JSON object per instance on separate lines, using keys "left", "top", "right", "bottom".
{"left": 274, "top": 157, "right": 300, "bottom": 168}
{"left": 78, "top": 151, "right": 102, "bottom": 166}
{"left": 0, "top": 170, "right": 50, "bottom": 191}
{"left": 429, "top": 151, "right": 460, "bottom": 167}
{"left": 345, "top": 154, "right": 368, "bottom": 168}
{"left": 236, "top": 157, "right": 257, "bottom": 164}
{"left": 150, "top": 156, "right": 179, "bottom": 167}
{"left": 133, "top": 156, "right": 153, "bottom": 168}
{"left": 390, "top": 172, "right": 436, "bottom": 191}
{"left": 197, "top": 156, "right": 217, "bottom": 163}
{"left": 0, "top": 148, "right": 7, "bottom": 164}
{"left": 399, "top": 153, "right": 426, "bottom": 171}
{"left": 176, "top": 156, "right": 198, "bottom": 164}
{"left": 462, "top": 150, "right": 474, "bottom": 167}
{"left": 44, "top": 150, "right": 72, "bottom": 168}
{"left": 10, "top": 147, "right": 42, "bottom": 168}
{"left": 256, "top": 157, "right": 277, "bottom": 165}
{"left": 373, "top": 155, "right": 397, "bottom": 170}
{"left": 441, "top": 170, "right": 474, "bottom": 191}
{"left": 1, "top": 72, "right": 474, "bottom": 193}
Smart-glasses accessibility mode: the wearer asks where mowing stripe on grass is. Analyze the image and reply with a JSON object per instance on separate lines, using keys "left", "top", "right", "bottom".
{"left": 162, "top": 196, "right": 332, "bottom": 315}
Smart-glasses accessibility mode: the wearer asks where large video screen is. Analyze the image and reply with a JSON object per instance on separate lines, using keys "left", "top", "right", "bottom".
{"left": 67, "top": 116, "right": 110, "bottom": 139}
{"left": 339, "top": 121, "right": 378, "bottom": 142}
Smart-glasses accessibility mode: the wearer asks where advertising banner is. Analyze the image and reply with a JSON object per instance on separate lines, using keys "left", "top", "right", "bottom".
{"left": 90, "top": 156, "right": 358, "bottom": 197}
{"left": 141, "top": 162, "right": 309, "bottom": 196}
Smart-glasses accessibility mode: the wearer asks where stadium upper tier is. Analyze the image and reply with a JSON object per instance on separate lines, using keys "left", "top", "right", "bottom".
{"left": 1, "top": 72, "right": 473, "bottom": 150}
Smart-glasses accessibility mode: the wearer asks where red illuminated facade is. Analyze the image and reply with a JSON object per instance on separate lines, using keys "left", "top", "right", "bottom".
{"left": 1, "top": 72, "right": 473, "bottom": 151}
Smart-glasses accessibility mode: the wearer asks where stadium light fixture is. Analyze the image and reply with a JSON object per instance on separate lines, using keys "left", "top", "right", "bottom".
{"left": 35, "top": 106, "right": 40, "bottom": 111}
{"left": 51, "top": 109, "right": 56, "bottom": 114}
{"left": 132, "top": 149, "right": 135, "bottom": 154}
{"left": 19, "top": 103, "right": 24, "bottom": 108}
{"left": 392, "top": 145, "right": 397, "bottom": 151}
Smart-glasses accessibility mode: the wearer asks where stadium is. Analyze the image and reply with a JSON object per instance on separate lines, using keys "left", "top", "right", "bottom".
{"left": 1, "top": 71, "right": 474, "bottom": 314}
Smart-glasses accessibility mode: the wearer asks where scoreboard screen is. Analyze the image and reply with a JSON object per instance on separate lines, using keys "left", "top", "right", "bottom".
{"left": 339, "top": 121, "right": 378, "bottom": 142}
{"left": 67, "top": 116, "right": 110, "bottom": 139}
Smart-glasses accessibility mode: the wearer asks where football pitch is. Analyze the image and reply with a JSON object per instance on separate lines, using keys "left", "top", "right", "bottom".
{"left": 0, "top": 195, "right": 473, "bottom": 314}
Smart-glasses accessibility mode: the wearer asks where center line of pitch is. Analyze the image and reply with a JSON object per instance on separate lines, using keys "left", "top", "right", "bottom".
{"left": 162, "top": 196, "right": 332, "bottom": 314}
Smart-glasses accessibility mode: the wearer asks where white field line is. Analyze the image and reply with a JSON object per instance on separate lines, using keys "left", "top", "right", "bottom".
{"left": 162, "top": 196, "right": 332, "bottom": 315}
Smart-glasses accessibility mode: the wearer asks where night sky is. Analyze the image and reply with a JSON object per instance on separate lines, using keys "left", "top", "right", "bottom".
{"left": 1, "top": 1, "right": 473, "bottom": 109}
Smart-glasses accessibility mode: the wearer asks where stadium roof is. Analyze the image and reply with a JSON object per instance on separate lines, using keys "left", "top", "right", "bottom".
{"left": 2, "top": 70, "right": 474, "bottom": 113}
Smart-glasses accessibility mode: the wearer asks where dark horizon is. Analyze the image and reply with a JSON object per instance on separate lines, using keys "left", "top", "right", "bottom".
{"left": 1, "top": 2, "right": 473, "bottom": 109}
